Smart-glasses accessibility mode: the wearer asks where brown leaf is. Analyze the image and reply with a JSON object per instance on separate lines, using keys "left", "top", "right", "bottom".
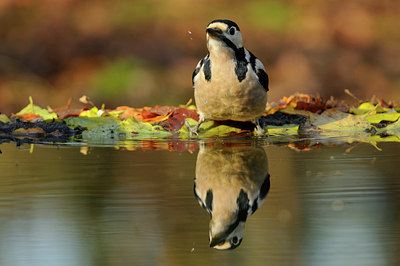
{"left": 115, "top": 106, "right": 143, "bottom": 120}
{"left": 149, "top": 105, "right": 180, "bottom": 115}
{"left": 294, "top": 101, "right": 327, "bottom": 113}
{"left": 51, "top": 99, "right": 83, "bottom": 118}
{"left": 56, "top": 108, "right": 83, "bottom": 119}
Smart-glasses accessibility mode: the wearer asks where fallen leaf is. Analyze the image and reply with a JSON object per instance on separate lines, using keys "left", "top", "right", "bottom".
{"left": 141, "top": 109, "right": 169, "bottom": 123}
{"left": 165, "top": 108, "right": 199, "bottom": 131}
{"left": 120, "top": 118, "right": 172, "bottom": 139}
{"left": 365, "top": 112, "right": 400, "bottom": 124}
{"left": 14, "top": 113, "right": 42, "bottom": 121}
{"left": 179, "top": 118, "right": 244, "bottom": 138}
{"left": 115, "top": 106, "right": 143, "bottom": 120}
{"left": 14, "top": 96, "right": 57, "bottom": 120}
{"left": 149, "top": 105, "right": 180, "bottom": 115}
{"left": 0, "top": 114, "right": 10, "bottom": 123}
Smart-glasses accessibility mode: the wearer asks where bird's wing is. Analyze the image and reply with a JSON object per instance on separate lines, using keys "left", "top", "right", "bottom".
{"left": 248, "top": 51, "right": 269, "bottom": 92}
{"left": 192, "top": 56, "right": 205, "bottom": 87}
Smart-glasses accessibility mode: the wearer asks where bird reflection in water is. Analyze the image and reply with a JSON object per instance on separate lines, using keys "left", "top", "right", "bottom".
{"left": 194, "top": 142, "right": 270, "bottom": 250}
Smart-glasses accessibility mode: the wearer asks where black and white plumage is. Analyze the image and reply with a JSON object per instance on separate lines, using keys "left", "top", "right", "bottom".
{"left": 194, "top": 143, "right": 270, "bottom": 250}
{"left": 189, "top": 19, "right": 269, "bottom": 136}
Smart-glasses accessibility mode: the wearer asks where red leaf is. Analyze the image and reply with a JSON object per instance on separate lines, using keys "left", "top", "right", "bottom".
{"left": 166, "top": 108, "right": 199, "bottom": 131}
{"left": 141, "top": 109, "right": 169, "bottom": 123}
{"left": 15, "top": 114, "right": 41, "bottom": 121}
{"left": 294, "top": 101, "right": 326, "bottom": 113}
{"left": 56, "top": 109, "right": 83, "bottom": 118}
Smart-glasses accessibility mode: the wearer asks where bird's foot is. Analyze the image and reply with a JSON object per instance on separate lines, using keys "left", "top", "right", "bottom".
{"left": 185, "top": 119, "right": 199, "bottom": 137}
{"left": 254, "top": 124, "right": 265, "bottom": 136}
{"left": 254, "top": 117, "right": 267, "bottom": 137}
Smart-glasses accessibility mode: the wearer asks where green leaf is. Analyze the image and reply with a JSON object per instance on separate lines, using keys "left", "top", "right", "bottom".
{"left": 349, "top": 102, "right": 375, "bottom": 115}
{"left": 0, "top": 114, "right": 10, "bottom": 123}
{"left": 364, "top": 112, "right": 400, "bottom": 124}
{"left": 350, "top": 102, "right": 392, "bottom": 115}
{"left": 311, "top": 110, "right": 370, "bottom": 132}
{"left": 66, "top": 117, "right": 121, "bottom": 140}
{"left": 79, "top": 107, "right": 101, "bottom": 118}
{"left": 16, "top": 96, "right": 57, "bottom": 120}
{"left": 180, "top": 118, "right": 244, "bottom": 138}
{"left": 268, "top": 124, "right": 299, "bottom": 136}
{"left": 79, "top": 106, "right": 125, "bottom": 119}
{"left": 385, "top": 119, "right": 400, "bottom": 138}
{"left": 65, "top": 116, "right": 119, "bottom": 130}
{"left": 120, "top": 118, "right": 172, "bottom": 139}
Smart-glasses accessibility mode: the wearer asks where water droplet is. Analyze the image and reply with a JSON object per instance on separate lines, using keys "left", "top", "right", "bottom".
{"left": 188, "top": 30, "right": 193, "bottom": 40}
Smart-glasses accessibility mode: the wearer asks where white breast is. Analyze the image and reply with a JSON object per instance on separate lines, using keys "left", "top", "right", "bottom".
{"left": 194, "top": 54, "right": 267, "bottom": 121}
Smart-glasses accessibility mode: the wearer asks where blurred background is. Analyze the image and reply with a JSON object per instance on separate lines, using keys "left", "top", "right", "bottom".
{"left": 0, "top": 0, "right": 399, "bottom": 113}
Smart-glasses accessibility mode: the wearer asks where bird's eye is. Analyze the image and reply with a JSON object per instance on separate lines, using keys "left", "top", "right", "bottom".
{"left": 229, "top": 27, "right": 235, "bottom": 35}
{"left": 232, "top": 236, "right": 239, "bottom": 244}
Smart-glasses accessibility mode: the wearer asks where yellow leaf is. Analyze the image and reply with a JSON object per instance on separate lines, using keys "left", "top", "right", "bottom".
{"left": 364, "top": 112, "right": 400, "bottom": 123}
{"left": 0, "top": 114, "right": 10, "bottom": 123}
{"left": 311, "top": 109, "right": 369, "bottom": 131}
{"left": 16, "top": 96, "right": 57, "bottom": 120}
{"left": 268, "top": 124, "right": 299, "bottom": 136}
{"left": 350, "top": 102, "right": 391, "bottom": 115}
{"left": 180, "top": 118, "right": 243, "bottom": 138}
{"left": 349, "top": 102, "right": 375, "bottom": 115}
{"left": 79, "top": 107, "right": 100, "bottom": 117}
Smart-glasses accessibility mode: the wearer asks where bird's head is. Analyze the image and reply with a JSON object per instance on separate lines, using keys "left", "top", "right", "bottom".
{"left": 206, "top": 19, "right": 243, "bottom": 54}
{"left": 209, "top": 217, "right": 245, "bottom": 250}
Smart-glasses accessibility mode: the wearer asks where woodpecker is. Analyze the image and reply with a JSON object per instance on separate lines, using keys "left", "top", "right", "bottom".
{"left": 188, "top": 19, "right": 269, "bottom": 136}
{"left": 194, "top": 143, "right": 270, "bottom": 250}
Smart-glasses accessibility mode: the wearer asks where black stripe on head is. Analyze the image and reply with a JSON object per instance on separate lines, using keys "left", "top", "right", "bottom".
{"left": 208, "top": 19, "right": 240, "bottom": 31}
{"left": 207, "top": 20, "right": 248, "bottom": 82}
{"left": 215, "top": 37, "right": 248, "bottom": 82}
{"left": 219, "top": 35, "right": 238, "bottom": 51}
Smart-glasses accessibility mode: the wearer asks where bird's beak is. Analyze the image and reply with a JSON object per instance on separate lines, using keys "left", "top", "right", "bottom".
{"left": 206, "top": 27, "right": 223, "bottom": 38}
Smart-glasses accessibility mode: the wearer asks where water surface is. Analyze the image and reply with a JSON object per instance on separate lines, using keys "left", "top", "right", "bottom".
{"left": 0, "top": 141, "right": 399, "bottom": 265}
